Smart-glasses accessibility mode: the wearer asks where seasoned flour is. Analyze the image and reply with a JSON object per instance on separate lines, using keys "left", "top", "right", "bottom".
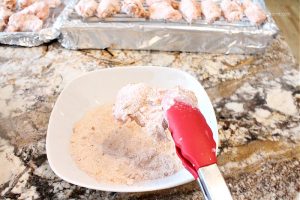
{"left": 70, "top": 104, "right": 182, "bottom": 185}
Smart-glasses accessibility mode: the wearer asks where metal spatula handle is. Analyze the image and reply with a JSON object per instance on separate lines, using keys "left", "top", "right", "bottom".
{"left": 197, "top": 164, "right": 232, "bottom": 200}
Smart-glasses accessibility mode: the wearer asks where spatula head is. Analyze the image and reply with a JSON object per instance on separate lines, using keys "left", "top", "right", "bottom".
{"left": 165, "top": 101, "right": 217, "bottom": 178}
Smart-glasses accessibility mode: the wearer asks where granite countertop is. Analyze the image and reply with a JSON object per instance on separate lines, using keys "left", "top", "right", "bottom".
{"left": 0, "top": 36, "right": 299, "bottom": 199}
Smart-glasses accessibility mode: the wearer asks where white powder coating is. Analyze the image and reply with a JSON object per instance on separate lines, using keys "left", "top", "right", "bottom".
{"left": 96, "top": 0, "right": 121, "bottom": 18}
{"left": 201, "top": 0, "right": 222, "bottom": 23}
{"left": 113, "top": 83, "right": 154, "bottom": 122}
{"left": 161, "top": 86, "right": 198, "bottom": 111}
{"left": 242, "top": 0, "right": 267, "bottom": 25}
{"left": 220, "top": 0, "right": 243, "bottom": 22}
{"left": 70, "top": 105, "right": 181, "bottom": 185}
{"left": 75, "top": 0, "right": 98, "bottom": 18}
{"left": 179, "top": 0, "right": 201, "bottom": 23}
{"left": 113, "top": 83, "right": 168, "bottom": 140}
{"left": 121, "top": 0, "right": 148, "bottom": 18}
{"left": 113, "top": 83, "right": 198, "bottom": 140}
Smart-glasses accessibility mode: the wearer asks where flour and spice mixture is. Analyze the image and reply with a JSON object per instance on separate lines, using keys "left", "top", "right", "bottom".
{"left": 70, "top": 83, "right": 198, "bottom": 185}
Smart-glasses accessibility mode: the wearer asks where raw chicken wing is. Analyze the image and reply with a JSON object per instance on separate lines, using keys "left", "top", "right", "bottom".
{"left": 75, "top": 0, "right": 98, "bottom": 18}
{"left": 44, "top": 0, "right": 61, "bottom": 8}
{"left": 201, "top": 0, "right": 221, "bottom": 23}
{"left": 17, "top": 0, "right": 38, "bottom": 9}
{"left": 0, "top": 6, "right": 12, "bottom": 22}
{"left": 18, "top": 0, "right": 60, "bottom": 9}
{"left": 113, "top": 83, "right": 153, "bottom": 123}
{"left": 113, "top": 83, "right": 168, "bottom": 140}
{"left": 146, "top": 0, "right": 179, "bottom": 9}
{"left": 161, "top": 86, "right": 198, "bottom": 111}
{"left": 1, "top": 0, "right": 16, "bottom": 10}
{"left": 149, "top": 1, "right": 182, "bottom": 21}
{"left": 179, "top": 0, "right": 201, "bottom": 23}
{"left": 113, "top": 83, "right": 198, "bottom": 141}
{"left": 96, "top": 0, "right": 120, "bottom": 18}
{"left": 121, "top": 0, "right": 148, "bottom": 18}
{"left": 0, "top": 6, "right": 12, "bottom": 30}
{"left": 243, "top": 0, "right": 266, "bottom": 25}
{"left": 20, "top": 1, "right": 50, "bottom": 20}
{"left": 221, "top": 0, "right": 243, "bottom": 22}
{"left": 6, "top": 13, "right": 43, "bottom": 32}
{"left": 0, "top": 20, "right": 5, "bottom": 30}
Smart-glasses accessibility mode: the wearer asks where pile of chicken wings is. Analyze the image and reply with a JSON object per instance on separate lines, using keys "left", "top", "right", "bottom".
{"left": 0, "top": 0, "right": 61, "bottom": 32}
{"left": 75, "top": 0, "right": 267, "bottom": 25}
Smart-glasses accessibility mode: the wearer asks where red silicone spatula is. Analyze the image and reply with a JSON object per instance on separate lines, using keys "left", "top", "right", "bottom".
{"left": 164, "top": 100, "right": 232, "bottom": 200}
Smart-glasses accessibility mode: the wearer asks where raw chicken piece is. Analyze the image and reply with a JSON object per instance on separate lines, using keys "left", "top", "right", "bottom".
{"left": 113, "top": 83, "right": 168, "bottom": 140}
{"left": 113, "top": 83, "right": 154, "bottom": 123}
{"left": 179, "top": 0, "right": 201, "bottom": 23}
{"left": 6, "top": 13, "right": 43, "bottom": 32}
{"left": 17, "top": 0, "right": 38, "bottom": 9}
{"left": 0, "top": 20, "right": 5, "bottom": 30}
{"left": 243, "top": 0, "right": 266, "bottom": 25}
{"left": 146, "top": 0, "right": 163, "bottom": 5}
{"left": 1, "top": 0, "right": 16, "bottom": 10}
{"left": 121, "top": 0, "right": 148, "bottom": 18}
{"left": 146, "top": 0, "right": 179, "bottom": 9}
{"left": 18, "top": 0, "right": 60, "bottom": 9}
{"left": 220, "top": 0, "right": 243, "bottom": 22}
{"left": 0, "top": 6, "right": 12, "bottom": 22}
{"left": 113, "top": 83, "right": 198, "bottom": 141}
{"left": 149, "top": 1, "right": 182, "bottom": 21}
{"left": 44, "top": 0, "right": 61, "bottom": 8}
{"left": 0, "top": 6, "right": 12, "bottom": 30}
{"left": 201, "top": 0, "right": 221, "bottom": 23}
{"left": 161, "top": 86, "right": 198, "bottom": 112}
{"left": 75, "top": 0, "right": 98, "bottom": 18}
{"left": 20, "top": 1, "right": 50, "bottom": 20}
{"left": 96, "top": 0, "right": 120, "bottom": 18}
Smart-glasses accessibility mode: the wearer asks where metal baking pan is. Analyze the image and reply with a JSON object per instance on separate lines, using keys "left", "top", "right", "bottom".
{"left": 0, "top": 1, "right": 67, "bottom": 47}
{"left": 59, "top": 0, "right": 279, "bottom": 54}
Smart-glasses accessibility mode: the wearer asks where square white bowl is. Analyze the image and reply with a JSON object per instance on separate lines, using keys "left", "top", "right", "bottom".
{"left": 46, "top": 66, "right": 218, "bottom": 192}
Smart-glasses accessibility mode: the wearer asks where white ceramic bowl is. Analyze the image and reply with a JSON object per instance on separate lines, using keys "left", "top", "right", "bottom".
{"left": 46, "top": 66, "right": 218, "bottom": 192}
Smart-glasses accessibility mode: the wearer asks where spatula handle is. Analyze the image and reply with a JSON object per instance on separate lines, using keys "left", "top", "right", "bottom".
{"left": 197, "top": 164, "right": 232, "bottom": 200}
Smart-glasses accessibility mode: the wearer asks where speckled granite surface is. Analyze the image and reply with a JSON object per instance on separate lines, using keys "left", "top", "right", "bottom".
{"left": 0, "top": 36, "right": 299, "bottom": 199}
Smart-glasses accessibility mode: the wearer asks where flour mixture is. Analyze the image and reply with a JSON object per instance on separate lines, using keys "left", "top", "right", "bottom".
{"left": 70, "top": 84, "right": 198, "bottom": 185}
{"left": 70, "top": 104, "right": 182, "bottom": 185}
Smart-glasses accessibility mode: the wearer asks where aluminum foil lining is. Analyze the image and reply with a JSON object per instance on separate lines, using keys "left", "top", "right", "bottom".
{"left": 59, "top": 0, "right": 279, "bottom": 54}
{"left": 0, "top": 1, "right": 68, "bottom": 47}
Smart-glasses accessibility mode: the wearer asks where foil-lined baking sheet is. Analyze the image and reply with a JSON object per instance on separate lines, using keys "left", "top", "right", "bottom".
{"left": 0, "top": 1, "right": 67, "bottom": 47}
{"left": 59, "top": 0, "right": 278, "bottom": 54}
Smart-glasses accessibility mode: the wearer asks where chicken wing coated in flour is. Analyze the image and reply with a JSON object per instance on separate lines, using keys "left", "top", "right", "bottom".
{"left": 220, "top": 0, "right": 243, "bottom": 22}
{"left": 148, "top": 0, "right": 182, "bottom": 21}
{"left": 6, "top": 13, "right": 43, "bottom": 32}
{"left": 17, "top": 0, "right": 37, "bottom": 9}
{"left": 201, "top": 0, "right": 222, "bottom": 23}
{"left": 97, "top": 0, "right": 121, "bottom": 18}
{"left": 17, "top": 0, "right": 60, "bottom": 9}
{"left": 121, "top": 0, "right": 148, "bottom": 18}
{"left": 179, "top": 0, "right": 201, "bottom": 23}
{"left": 243, "top": 0, "right": 267, "bottom": 25}
{"left": 0, "top": 5, "right": 12, "bottom": 30}
{"left": 1, "top": 0, "right": 16, "bottom": 10}
{"left": 20, "top": 1, "right": 50, "bottom": 21}
{"left": 75, "top": 0, "right": 98, "bottom": 18}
